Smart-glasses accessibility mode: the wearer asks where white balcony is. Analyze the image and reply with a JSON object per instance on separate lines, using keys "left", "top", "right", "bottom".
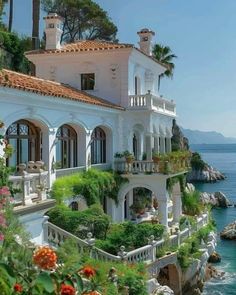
{"left": 128, "top": 93, "right": 176, "bottom": 116}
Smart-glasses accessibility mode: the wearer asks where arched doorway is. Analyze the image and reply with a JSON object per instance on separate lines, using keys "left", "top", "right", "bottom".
{"left": 6, "top": 119, "right": 41, "bottom": 167}
{"left": 56, "top": 124, "right": 77, "bottom": 169}
{"left": 91, "top": 127, "right": 106, "bottom": 164}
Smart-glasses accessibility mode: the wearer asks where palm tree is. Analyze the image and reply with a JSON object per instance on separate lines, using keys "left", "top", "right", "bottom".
{"left": 32, "top": 0, "right": 40, "bottom": 50}
{"left": 8, "top": 0, "right": 13, "bottom": 32}
{"left": 152, "top": 44, "right": 177, "bottom": 91}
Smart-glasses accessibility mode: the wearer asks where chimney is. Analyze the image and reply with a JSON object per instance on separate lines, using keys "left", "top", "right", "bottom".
{"left": 137, "top": 28, "right": 155, "bottom": 56}
{"left": 44, "top": 13, "right": 63, "bottom": 50}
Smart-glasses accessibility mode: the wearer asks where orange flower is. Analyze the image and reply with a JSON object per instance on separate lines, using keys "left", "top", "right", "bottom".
{"left": 33, "top": 246, "right": 57, "bottom": 270}
{"left": 14, "top": 283, "right": 23, "bottom": 293}
{"left": 60, "top": 284, "right": 76, "bottom": 295}
{"left": 81, "top": 266, "right": 96, "bottom": 278}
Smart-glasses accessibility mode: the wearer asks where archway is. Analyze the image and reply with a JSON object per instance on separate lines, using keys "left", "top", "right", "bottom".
{"left": 157, "top": 264, "right": 181, "bottom": 295}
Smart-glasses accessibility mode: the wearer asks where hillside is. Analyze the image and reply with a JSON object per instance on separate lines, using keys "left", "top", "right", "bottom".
{"left": 181, "top": 128, "right": 236, "bottom": 144}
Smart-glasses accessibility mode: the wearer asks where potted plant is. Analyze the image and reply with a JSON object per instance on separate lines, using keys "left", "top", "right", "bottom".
{"left": 123, "top": 150, "right": 135, "bottom": 164}
{"left": 152, "top": 152, "right": 161, "bottom": 164}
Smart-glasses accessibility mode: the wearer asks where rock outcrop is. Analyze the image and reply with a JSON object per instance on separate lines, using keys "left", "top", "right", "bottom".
{"left": 187, "top": 165, "right": 225, "bottom": 183}
{"left": 220, "top": 221, "right": 236, "bottom": 240}
{"left": 171, "top": 119, "right": 189, "bottom": 151}
{"left": 200, "top": 191, "right": 231, "bottom": 208}
{"left": 208, "top": 251, "right": 221, "bottom": 263}
{"left": 186, "top": 183, "right": 231, "bottom": 208}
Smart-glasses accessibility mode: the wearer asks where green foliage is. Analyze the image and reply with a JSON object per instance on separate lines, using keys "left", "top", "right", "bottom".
{"left": 47, "top": 204, "right": 111, "bottom": 239}
{"left": 182, "top": 190, "right": 204, "bottom": 216}
{"left": 51, "top": 169, "right": 127, "bottom": 206}
{"left": 177, "top": 223, "right": 214, "bottom": 270}
{"left": 42, "top": 0, "right": 118, "bottom": 42}
{"left": 0, "top": 31, "right": 31, "bottom": 72}
{"left": 96, "top": 222, "right": 165, "bottom": 255}
{"left": 190, "top": 152, "right": 206, "bottom": 171}
{"left": 167, "top": 174, "right": 186, "bottom": 194}
{"left": 83, "top": 258, "right": 148, "bottom": 295}
{"left": 179, "top": 215, "right": 197, "bottom": 231}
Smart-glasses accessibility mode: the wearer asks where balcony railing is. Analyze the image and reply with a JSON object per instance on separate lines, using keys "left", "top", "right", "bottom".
{"left": 9, "top": 161, "right": 49, "bottom": 206}
{"left": 128, "top": 93, "right": 176, "bottom": 116}
{"left": 43, "top": 213, "right": 209, "bottom": 267}
{"left": 114, "top": 159, "right": 189, "bottom": 175}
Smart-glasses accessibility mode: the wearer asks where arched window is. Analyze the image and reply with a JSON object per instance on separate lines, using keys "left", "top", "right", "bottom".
{"left": 6, "top": 120, "right": 41, "bottom": 167}
{"left": 91, "top": 127, "right": 106, "bottom": 164}
{"left": 56, "top": 125, "right": 77, "bottom": 169}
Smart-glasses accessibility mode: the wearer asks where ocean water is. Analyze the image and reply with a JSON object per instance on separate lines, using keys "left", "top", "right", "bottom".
{"left": 190, "top": 144, "right": 236, "bottom": 295}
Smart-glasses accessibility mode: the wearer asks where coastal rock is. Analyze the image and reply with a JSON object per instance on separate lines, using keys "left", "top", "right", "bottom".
{"left": 200, "top": 191, "right": 231, "bottom": 208}
{"left": 152, "top": 285, "right": 174, "bottom": 295}
{"left": 220, "top": 221, "right": 236, "bottom": 240}
{"left": 205, "top": 264, "right": 225, "bottom": 281}
{"left": 187, "top": 165, "right": 225, "bottom": 183}
{"left": 171, "top": 119, "right": 189, "bottom": 151}
{"left": 208, "top": 251, "right": 221, "bottom": 263}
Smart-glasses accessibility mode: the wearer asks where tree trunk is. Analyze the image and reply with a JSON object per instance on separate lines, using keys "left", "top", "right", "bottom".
{"left": 32, "top": 0, "right": 40, "bottom": 50}
{"left": 8, "top": 0, "right": 13, "bottom": 32}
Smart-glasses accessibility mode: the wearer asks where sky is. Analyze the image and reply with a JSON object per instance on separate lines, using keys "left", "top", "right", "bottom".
{"left": 4, "top": 0, "right": 236, "bottom": 137}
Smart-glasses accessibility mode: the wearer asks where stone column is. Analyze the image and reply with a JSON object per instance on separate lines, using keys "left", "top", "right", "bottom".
{"left": 85, "top": 131, "right": 92, "bottom": 170}
{"left": 127, "top": 190, "right": 134, "bottom": 219}
{"left": 166, "top": 137, "right": 172, "bottom": 153}
{"left": 158, "top": 199, "right": 168, "bottom": 227}
{"left": 0, "top": 126, "right": 6, "bottom": 158}
{"left": 172, "top": 182, "right": 182, "bottom": 223}
{"left": 42, "top": 127, "right": 57, "bottom": 188}
{"left": 153, "top": 135, "right": 160, "bottom": 154}
{"left": 146, "top": 133, "right": 152, "bottom": 160}
{"left": 160, "top": 136, "right": 165, "bottom": 154}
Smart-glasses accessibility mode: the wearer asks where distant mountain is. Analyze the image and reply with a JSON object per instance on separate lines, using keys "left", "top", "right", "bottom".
{"left": 181, "top": 128, "right": 236, "bottom": 144}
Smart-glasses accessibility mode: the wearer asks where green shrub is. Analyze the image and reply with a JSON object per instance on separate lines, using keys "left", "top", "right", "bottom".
{"left": 47, "top": 204, "right": 111, "bottom": 239}
{"left": 51, "top": 169, "right": 127, "bottom": 206}
{"left": 190, "top": 152, "right": 206, "bottom": 171}
{"left": 182, "top": 190, "right": 204, "bottom": 216}
{"left": 96, "top": 222, "right": 165, "bottom": 254}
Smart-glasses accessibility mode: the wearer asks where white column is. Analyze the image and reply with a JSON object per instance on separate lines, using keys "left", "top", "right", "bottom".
{"left": 160, "top": 136, "right": 165, "bottom": 154}
{"left": 154, "top": 135, "right": 160, "bottom": 154}
{"left": 85, "top": 131, "right": 92, "bottom": 170}
{"left": 127, "top": 190, "right": 134, "bottom": 219}
{"left": 146, "top": 133, "right": 152, "bottom": 160}
{"left": 42, "top": 128, "right": 57, "bottom": 188}
{"left": 172, "top": 183, "right": 182, "bottom": 223}
{"left": 158, "top": 199, "right": 168, "bottom": 227}
{"left": 166, "top": 137, "right": 172, "bottom": 153}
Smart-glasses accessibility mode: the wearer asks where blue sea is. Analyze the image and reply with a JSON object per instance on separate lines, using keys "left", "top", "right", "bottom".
{"left": 190, "top": 144, "right": 236, "bottom": 295}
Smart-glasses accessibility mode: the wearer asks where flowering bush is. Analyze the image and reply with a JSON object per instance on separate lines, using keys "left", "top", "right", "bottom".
{"left": 33, "top": 246, "right": 58, "bottom": 270}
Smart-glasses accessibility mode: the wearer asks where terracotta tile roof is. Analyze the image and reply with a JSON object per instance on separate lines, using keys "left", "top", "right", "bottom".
{"left": 0, "top": 69, "right": 124, "bottom": 110}
{"left": 25, "top": 40, "right": 167, "bottom": 69}
{"left": 25, "top": 40, "right": 133, "bottom": 54}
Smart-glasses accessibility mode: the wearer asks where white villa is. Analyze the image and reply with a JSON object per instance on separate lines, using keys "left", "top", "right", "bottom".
{"left": 0, "top": 13, "right": 184, "bottom": 240}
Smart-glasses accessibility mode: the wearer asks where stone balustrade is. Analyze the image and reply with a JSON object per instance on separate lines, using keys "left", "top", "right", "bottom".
{"left": 44, "top": 213, "right": 208, "bottom": 266}
{"left": 10, "top": 161, "right": 48, "bottom": 206}
{"left": 128, "top": 93, "right": 176, "bottom": 116}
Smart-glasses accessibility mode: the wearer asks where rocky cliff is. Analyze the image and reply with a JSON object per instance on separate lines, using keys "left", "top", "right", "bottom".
{"left": 187, "top": 165, "right": 225, "bottom": 183}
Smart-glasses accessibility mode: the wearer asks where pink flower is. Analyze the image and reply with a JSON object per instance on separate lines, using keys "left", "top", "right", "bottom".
{"left": 0, "top": 233, "right": 4, "bottom": 241}
{"left": 0, "top": 213, "right": 6, "bottom": 227}
{"left": 0, "top": 186, "right": 10, "bottom": 196}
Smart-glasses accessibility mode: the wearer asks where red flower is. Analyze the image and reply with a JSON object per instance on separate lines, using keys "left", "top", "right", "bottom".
{"left": 14, "top": 283, "right": 23, "bottom": 293}
{"left": 81, "top": 266, "right": 96, "bottom": 278}
{"left": 60, "top": 284, "right": 76, "bottom": 295}
{"left": 33, "top": 246, "right": 57, "bottom": 270}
